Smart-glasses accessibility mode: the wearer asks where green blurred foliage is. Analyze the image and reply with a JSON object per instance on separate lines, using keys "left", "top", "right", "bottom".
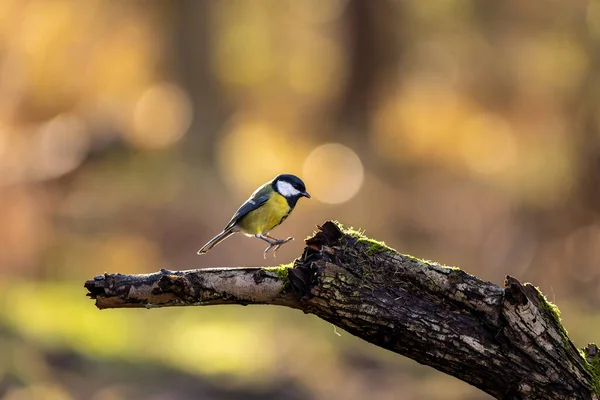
{"left": 1, "top": 0, "right": 600, "bottom": 399}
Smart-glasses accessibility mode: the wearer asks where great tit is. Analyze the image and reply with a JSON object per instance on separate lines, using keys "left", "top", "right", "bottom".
{"left": 197, "top": 174, "right": 311, "bottom": 257}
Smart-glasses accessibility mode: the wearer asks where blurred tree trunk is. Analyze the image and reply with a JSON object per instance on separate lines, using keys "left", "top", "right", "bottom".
{"left": 338, "top": 0, "right": 405, "bottom": 140}
{"left": 85, "top": 221, "right": 600, "bottom": 400}
{"left": 572, "top": 3, "right": 600, "bottom": 215}
{"left": 172, "top": 0, "right": 228, "bottom": 164}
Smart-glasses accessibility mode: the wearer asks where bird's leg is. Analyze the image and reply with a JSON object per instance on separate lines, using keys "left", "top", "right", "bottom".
{"left": 265, "top": 234, "right": 294, "bottom": 257}
{"left": 255, "top": 234, "right": 294, "bottom": 258}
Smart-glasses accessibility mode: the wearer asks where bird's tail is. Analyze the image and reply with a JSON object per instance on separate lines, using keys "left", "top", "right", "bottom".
{"left": 197, "top": 229, "right": 235, "bottom": 255}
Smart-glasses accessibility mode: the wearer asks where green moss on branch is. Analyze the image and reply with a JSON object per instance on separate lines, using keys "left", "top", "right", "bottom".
{"left": 332, "top": 221, "right": 461, "bottom": 269}
{"left": 262, "top": 262, "right": 294, "bottom": 291}
{"left": 580, "top": 345, "right": 600, "bottom": 396}
{"left": 533, "top": 286, "right": 569, "bottom": 341}
{"left": 332, "top": 220, "right": 396, "bottom": 255}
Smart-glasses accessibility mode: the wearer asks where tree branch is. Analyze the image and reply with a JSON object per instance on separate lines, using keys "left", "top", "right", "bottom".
{"left": 85, "top": 267, "right": 297, "bottom": 309}
{"left": 84, "top": 221, "right": 600, "bottom": 400}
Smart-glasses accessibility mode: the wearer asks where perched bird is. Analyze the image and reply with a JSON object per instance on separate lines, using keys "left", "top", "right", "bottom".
{"left": 197, "top": 174, "right": 310, "bottom": 258}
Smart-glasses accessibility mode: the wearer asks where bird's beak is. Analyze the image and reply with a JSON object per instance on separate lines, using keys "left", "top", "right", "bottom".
{"left": 302, "top": 191, "right": 311, "bottom": 199}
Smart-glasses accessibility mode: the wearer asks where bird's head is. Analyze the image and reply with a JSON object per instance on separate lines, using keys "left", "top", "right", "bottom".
{"left": 273, "top": 174, "right": 311, "bottom": 201}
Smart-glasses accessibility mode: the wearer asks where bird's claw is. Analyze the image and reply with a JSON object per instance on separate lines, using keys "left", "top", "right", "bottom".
{"left": 263, "top": 237, "right": 294, "bottom": 259}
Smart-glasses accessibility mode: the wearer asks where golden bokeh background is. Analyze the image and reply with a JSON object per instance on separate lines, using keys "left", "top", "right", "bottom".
{"left": 1, "top": 1, "right": 600, "bottom": 399}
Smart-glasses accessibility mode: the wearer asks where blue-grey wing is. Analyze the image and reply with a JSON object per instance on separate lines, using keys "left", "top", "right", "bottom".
{"left": 224, "top": 184, "right": 271, "bottom": 230}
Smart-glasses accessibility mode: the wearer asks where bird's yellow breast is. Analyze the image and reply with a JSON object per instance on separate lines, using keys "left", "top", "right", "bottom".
{"left": 238, "top": 192, "right": 291, "bottom": 235}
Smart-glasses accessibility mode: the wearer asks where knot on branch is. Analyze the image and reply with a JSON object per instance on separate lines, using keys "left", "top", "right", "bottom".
{"left": 502, "top": 274, "right": 567, "bottom": 338}
{"left": 584, "top": 344, "right": 599, "bottom": 362}
{"left": 305, "top": 221, "right": 345, "bottom": 249}
{"left": 288, "top": 222, "right": 346, "bottom": 301}
{"left": 288, "top": 221, "right": 394, "bottom": 303}
{"left": 154, "top": 272, "right": 204, "bottom": 303}
{"left": 503, "top": 275, "right": 528, "bottom": 306}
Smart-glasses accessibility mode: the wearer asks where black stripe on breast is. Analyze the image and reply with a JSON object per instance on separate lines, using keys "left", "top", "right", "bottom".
{"left": 277, "top": 208, "right": 292, "bottom": 226}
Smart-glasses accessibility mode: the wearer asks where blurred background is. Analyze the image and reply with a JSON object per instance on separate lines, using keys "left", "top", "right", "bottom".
{"left": 1, "top": 0, "right": 600, "bottom": 399}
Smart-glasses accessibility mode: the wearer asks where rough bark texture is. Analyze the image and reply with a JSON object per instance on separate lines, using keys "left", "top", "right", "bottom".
{"left": 84, "top": 221, "right": 600, "bottom": 400}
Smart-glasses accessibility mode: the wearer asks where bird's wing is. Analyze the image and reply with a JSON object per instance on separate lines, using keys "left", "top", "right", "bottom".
{"left": 224, "top": 183, "right": 272, "bottom": 230}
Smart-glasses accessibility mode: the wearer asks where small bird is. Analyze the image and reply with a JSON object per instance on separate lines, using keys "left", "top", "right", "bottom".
{"left": 197, "top": 174, "right": 311, "bottom": 258}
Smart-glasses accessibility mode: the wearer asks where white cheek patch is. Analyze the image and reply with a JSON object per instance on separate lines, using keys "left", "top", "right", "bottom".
{"left": 277, "top": 181, "right": 301, "bottom": 197}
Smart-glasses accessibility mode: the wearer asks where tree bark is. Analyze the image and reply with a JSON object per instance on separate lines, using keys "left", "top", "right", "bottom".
{"left": 84, "top": 221, "right": 600, "bottom": 400}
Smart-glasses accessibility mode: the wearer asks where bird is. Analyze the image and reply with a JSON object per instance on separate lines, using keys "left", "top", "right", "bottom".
{"left": 197, "top": 174, "right": 311, "bottom": 258}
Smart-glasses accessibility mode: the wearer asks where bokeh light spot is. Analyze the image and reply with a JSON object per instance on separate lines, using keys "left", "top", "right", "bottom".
{"left": 31, "top": 113, "right": 89, "bottom": 180}
{"left": 371, "top": 80, "right": 475, "bottom": 163}
{"left": 126, "top": 82, "right": 193, "bottom": 150}
{"left": 459, "top": 113, "right": 517, "bottom": 176}
{"left": 303, "top": 143, "right": 364, "bottom": 204}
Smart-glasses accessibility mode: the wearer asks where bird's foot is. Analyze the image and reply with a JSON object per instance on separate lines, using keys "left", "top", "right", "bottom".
{"left": 263, "top": 237, "right": 294, "bottom": 259}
